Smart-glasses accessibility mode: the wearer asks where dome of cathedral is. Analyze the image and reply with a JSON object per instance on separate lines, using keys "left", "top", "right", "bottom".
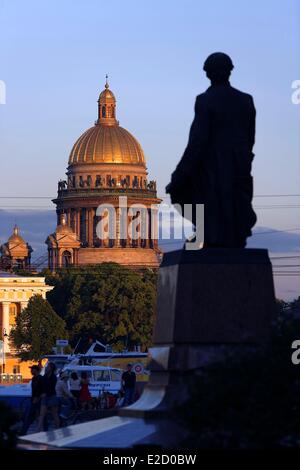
{"left": 68, "top": 78, "right": 145, "bottom": 166}
{"left": 7, "top": 225, "right": 27, "bottom": 246}
{"left": 68, "top": 125, "right": 145, "bottom": 166}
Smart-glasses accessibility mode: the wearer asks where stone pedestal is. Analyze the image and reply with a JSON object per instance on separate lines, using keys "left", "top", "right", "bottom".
{"left": 19, "top": 248, "right": 277, "bottom": 449}
{"left": 120, "top": 248, "right": 276, "bottom": 419}
{"left": 155, "top": 248, "right": 275, "bottom": 345}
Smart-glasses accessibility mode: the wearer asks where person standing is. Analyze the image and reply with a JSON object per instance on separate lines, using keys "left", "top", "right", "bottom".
{"left": 56, "top": 371, "right": 74, "bottom": 418}
{"left": 20, "top": 365, "right": 43, "bottom": 435}
{"left": 69, "top": 371, "right": 81, "bottom": 408}
{"left": 38, "top": 362, "right": 60, "bottom": 431}
{"left": 79, "top": 371, "right": 92, "bottom": 409}
{"left": 121, "top": 363, "right": 136, "bottom": 406}
{"left": 114, "top": 390, "right": 125, "bottom": 408}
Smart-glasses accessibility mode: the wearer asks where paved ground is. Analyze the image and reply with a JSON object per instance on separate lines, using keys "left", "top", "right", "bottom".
{"left": 23, "top": 409, "right": 118, "bottom": 435}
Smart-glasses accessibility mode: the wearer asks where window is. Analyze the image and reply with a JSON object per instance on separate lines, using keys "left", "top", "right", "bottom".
{"left": 67, "top": 369, "right": 92, "bottom": 380}
{"left": 111, "top": 369, "right": 121, "bottom": 381}
{"left": 62, "top": 250, "right": 72, "bottom": 267}
{"left": 102, "top": 106, "right": 106, "bottom": 118}
{"left": 93, "top": 370, "right": 110, "bottom": 382}
{"left": 9, "top": 303, "right": 18, "bottom": 326}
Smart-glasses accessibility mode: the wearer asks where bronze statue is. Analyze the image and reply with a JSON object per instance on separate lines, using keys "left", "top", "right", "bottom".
{"left": 166, "top": 53, "right": 257, "bottom": 248}
{"left": 95, "top": 175, "right": 103, "bottom": 187}
{"left": 58, "top": 180, "right": 67, "bottom": 190}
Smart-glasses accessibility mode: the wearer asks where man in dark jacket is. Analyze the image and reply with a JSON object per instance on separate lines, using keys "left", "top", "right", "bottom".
{"left": 166, "top": 52, "right": 257, "bottom": 248}
{"left": 121, "top": 363, "right": 136, "bottom": 406}
{"left": 38, "top": 362, "right": 60, "bottom": 431}
{"left": 20, "top": 365, "right": 43, "bottom": 435}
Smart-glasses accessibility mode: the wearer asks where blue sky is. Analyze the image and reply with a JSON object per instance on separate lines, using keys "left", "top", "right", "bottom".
{"left": 0, "top": 0, "right": 299, "bottom": 299}
{"left": 0, "top": 0, "right": 299, "bottom": 231}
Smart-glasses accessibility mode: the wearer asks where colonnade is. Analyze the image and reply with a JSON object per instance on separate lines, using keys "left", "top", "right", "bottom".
{"left": 60, "top": 206, "right": 159, "bottom": 249}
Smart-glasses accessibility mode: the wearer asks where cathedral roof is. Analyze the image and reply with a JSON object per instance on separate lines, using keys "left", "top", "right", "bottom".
{"left": 7, "top": 225, "right": 27, "bottom": 246}
{"left": 68, "top": 77, "right": 145, "bottom": 167}
{"left": 1, "top": 225, "right": 32, "bottom": 259}
{"left": 45, "top": 214, "right": 80, "bottom": 248}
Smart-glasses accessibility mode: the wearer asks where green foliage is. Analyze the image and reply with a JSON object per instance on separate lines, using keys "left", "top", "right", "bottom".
{"left": 178, "top": 299, "right": 300, "bottom": 449}
{"left": 11, "top": 268, "right": 39, "bottom": 277}
{"left": 10, "top": 295, "right": 67, "bottom": 361}
{"left": 45, "top": 264, "right": 157, "bottom": 351}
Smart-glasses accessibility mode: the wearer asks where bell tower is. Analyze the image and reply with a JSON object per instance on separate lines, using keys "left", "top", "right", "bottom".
{"left": 0, "top": 225, "right": 32, "bottom": 270}
{"left": 96, "top": 75, "right": 117, "bottom": 126}
{"left": 45, "top": 214, "right": 81, "bottom": 269}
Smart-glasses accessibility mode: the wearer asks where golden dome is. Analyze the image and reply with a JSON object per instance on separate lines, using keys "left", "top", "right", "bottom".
{"left": 68, "top": 78, "right": 146, "bottom": 166}
{"left": 7, "top": 225, "right": 27, "bottom": 245}
{"left": 98, "top": 75, "right": 116, "bottom": 101}
{"left": 99, "top": 88, "right": 115, "bottom": 100}
{"left": 55, "top": 214, "right": 74, "bottom": 233}
{"left": 68, "top": 125, "right": 145, "bottom": 165}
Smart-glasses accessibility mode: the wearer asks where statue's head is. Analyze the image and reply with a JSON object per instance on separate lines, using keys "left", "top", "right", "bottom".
{"left": 203, "top": 52, "right": 234, "bottom": 84}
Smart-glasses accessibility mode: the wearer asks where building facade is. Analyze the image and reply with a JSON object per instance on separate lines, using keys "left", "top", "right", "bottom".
{"left": 0, "top": 272, "right": 53, "bottom": 378}
{"left": 46, "top": 79, "right": 161, "bottom": 270}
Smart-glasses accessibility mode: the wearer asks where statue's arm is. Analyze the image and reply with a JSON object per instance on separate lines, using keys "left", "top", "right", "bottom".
{"left": 170, "top": 94, "right": 210, "bottom": 187}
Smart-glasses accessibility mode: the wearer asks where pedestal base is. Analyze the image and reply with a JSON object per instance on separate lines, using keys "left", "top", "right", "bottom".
{"left": 19, "top": 248, "right": 277, "bottom": 449}
{"left": 155, "top": 248, "right": 276, "bottom": 345}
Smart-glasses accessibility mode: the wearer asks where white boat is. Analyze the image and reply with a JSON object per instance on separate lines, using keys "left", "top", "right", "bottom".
{"left": 42, "top": 341, "right": 149, "bottom": 387}
{"left": 0, "top": 363, "right": 122, "bottom": 409}
{"left": 62, "top": 364, "right": 122, "bottom": 397}
{"left": 0, "top": 341, "right": 145, "bottom": 408}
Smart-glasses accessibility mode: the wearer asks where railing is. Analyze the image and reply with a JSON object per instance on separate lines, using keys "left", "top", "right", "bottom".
{"left": 55, "top": 187, "right": 158, "bottom": 200}
{"left": 0, "top": 373, "right": 23, "bottom": 383}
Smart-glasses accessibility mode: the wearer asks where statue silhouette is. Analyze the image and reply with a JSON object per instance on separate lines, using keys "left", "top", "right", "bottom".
{"left": 166, "top": 52, "right": 257, "bottom": 248}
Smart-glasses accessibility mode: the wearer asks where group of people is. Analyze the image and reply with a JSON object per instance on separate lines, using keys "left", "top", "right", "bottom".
{"left": 21, "top": 362, "right": 93, "bottom": 435}
{"left": 20, "top": 362, "right": 137, "bottom": 435}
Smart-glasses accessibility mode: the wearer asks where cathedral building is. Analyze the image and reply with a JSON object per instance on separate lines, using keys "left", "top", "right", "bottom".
{"left": 46, "top": 79, "right": 161, "bottom": 269}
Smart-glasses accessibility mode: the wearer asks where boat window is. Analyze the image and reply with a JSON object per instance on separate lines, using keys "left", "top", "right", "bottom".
{"left": 68, "top": 369, "right": 92, "bottom": 380}
{"left": 93, "top": 370, "right": 110, "bottom": 382}
{"left": 111, "top": 369, "right": 121, "bottom": 381}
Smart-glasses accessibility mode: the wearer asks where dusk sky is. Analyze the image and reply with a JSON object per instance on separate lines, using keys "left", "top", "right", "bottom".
{"left": 0, "top": 0, "right": 299, "bottom": 270}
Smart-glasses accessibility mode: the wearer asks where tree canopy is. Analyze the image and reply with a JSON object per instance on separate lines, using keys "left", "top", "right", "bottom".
{"left": 178, "top": 298, "right": 300, "bottom": 449}
{"left": 44, "top": 263, "right": 157, "bottom": 352}
{"left": 10, "top": 295, "right": 67, "bottom": 361}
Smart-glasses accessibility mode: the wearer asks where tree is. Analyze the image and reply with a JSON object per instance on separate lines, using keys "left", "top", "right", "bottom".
{"left": 177, "top": 302, "right": 300, "bottom": 449}
{"left": 45, "top": 263, "right": 157, "bottom": 351}
{"left": 10, "top": 295, "right": 67, "bottom": 361}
